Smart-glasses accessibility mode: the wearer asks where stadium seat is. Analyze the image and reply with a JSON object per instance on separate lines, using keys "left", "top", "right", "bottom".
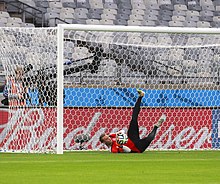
{"left": 99, "top": 19, "right": 114, "bottom": 25}
{"left": 159, "top": 14, "right": 172, "bottom": 21}
{"left": 184, "top": 20, "right": 197, "bottom": 27}
{"left": 130, "top": 14, "right": 144, "bottom": 21}
{"left": 213, "top": 16, "right": 220, "bottom": 22}
{"left": 197, "top": 21, "right": 211, "bottom": 27}
{"left": 200, "top": 0, "right": 214, "bottom": 6}
{"left": 76, "top": 0, "right": 90, "bottom": 8}
{"left": 131, "top": 9, "right": 145, "bottom": 15}
{"left": 116, "top": 13, "right": 130, "bottom": 20}
{"left": 141, "top": 20, "right": 157, "bottom": 26}
{"left": 0, "top": 11, "right": 10, "bottom": 18}
{"left": 6, "top": 22, "right": 21, "bottom": 27}
{"left": 169, "top": 20, "right": 184, "bottom": 27}
{"left": 172, "top": 15, "right": 186, "bottom": 22}
{"left": 173, "top": 10, "right": 187, "bottom": 16}
{"left": 103, "top": 2, "right": 118, "bottom": 9}
{"left": 160, "top": 4, "right": 174, "bottom": 11}
{"left": 200, "top": 16, "right": 213, "bottom": 22}
{"left": 49, "top": 2, "right": 63, "bottom": 9}
{"left": 88, "top": 8, "right": 103, "bottom": 14}
{"left": 188, "top": 4, "right": 202, "bottom": 11}
{"left": 158, "top": 0, "right": 172, "bottom": 5}
{"left": 172, "top": 0, "right": 186, "bottom": 5}
{"left": 35, "top": 1, "right": 49, "bottom": 8}
{"left": 145, "top": 9, "right": 159, "bottom": 16}
{"left": 156, "top": 20, "right": 169, "bottom": 26}
{"left": 103, "top": 8, "right": 117, "bottom": 15}
{"left": 62, "top": 1, "right": 76, "bottom": 8}
{"left": 118, "top": 2, "right": 132, "bottom": 9}
{"left": 87, "top": 12, "right": 102, "bottom": 19}
{"left": 22, "top": 23, "right": 35, "bottom": 27}
{"left": 60, "top": 8, "right": 75, "bottom": 14}
{"left": 145, "top": 4, "right": 160, "bottom": 10}
{"left": 86, "top": 19, "right": 100, "bottom": 24}
{"left": 89, "top": 0, "right": 104, "bottom": 9}
{"left": 186, "top": 10, "right": 200, "bottom": 17}
{"left": 117, "top": 8, "right": 131, "bottom": 15}
{"left": 47, "top": 7, "right": 62, "bottom": 13}
{"left": 0, "top": 17, "right": 7, "bottom": 24}
{"left": 174, "top": 4, "right": 187, "bottom": 10}
{"left": 127, "top": 19, "right": 142, "bottom": 26}
{"left": 74, "top": 8, "right": 88, "bottom": 18}
{"left": 113, "top": 19, "right": 127, "bottom": 25}
{"left": 144, "top": 14, "right": 158, "bottom": 21}
{"left": 157, "top": 35, "right": 172, "bottom": 45}
{"left": 201, "top": 5, "right": 215, "bottom": 11}
{"left": 142, "top": 36, "right": 157, "bottom": 45}
{"left": 160, "top": 9, "right": 173, "bottom": 16}
{"left": 7, "top": 17, "right": 22, "bottom": 24}
{"left": 127, "top": 35, "right": 142, "bottom": 44}
{"left": 101, "top": 13, "right": 116, "bottom": 20}
{"left": 186, "top": 15, "right": 199, "bottom": 21}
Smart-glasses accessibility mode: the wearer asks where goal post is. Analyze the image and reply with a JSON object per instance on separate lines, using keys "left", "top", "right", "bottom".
{"left": 0, "top": 25, "right": 220, "bottom": 154}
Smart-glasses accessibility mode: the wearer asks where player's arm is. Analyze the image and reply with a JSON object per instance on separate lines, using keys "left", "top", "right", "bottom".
{"left": 118, "top": 145, "right": 131, "bottom": 153}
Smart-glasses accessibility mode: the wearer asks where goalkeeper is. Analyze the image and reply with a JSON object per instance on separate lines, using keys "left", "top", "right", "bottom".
{"left": 99, "top": 89, "right": 166, "bottom": 153}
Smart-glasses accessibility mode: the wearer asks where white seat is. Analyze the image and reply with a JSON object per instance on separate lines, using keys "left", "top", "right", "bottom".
{"left": 144, "top": 0, "right": 158, "bottom": 5}
{"left": 142, "top": 36, "right": 157, "bottom": 45}
{"left": 7, "top": 17, "right": 22, "bottom": 24}
{"left": 169, "top": 20, "right": 184, "bottom": 27}
{"left": 0, "top": 11, "right": 10, "bottom": 18}
{"left": 86, "top": 19, "right": 100, "bottom": 24}
{"left": 60, "top": 8, "right": 75, "bottom": 14}
{"left": 103, "top": 9, "right": 117, "bottom": 15}
{"left": 187, "top": 37, "right": 202, "bottom": 45}
{"left": 130, "top": 14, "right": 144, "bottom": 21}
{"left": 127, "top": 36, "right": 142, "bottom": 44}
{"left": 49, "top": 2, "right": 63, "bottom": 9}
{"left": 6, "top": 22, "right": 21, "bottom": 27}
{"left": 141, "top": 20, "right": 157, "bottom": 26}
{"left": 184, "top": 21, "right": 197, "bottom": 27}
{"left": 200, "top": 0, "right": 214, "bottom": 6}
{"left": 22, "top": 23, "right": 35, "bottom": 27}
{"left": 47, "top": 7, "right": 62, "bottom": 13}
{"left": 213, "top": 16, "right": 220, "bottom": 22}
{"left": 60, "top": 12, "right": 74, "bottom": 19}
{"left": 173, "top": 10, "right": 187, "bottom": 16}
{"left": 186, "top": 10, "right": 200, "bottom": 17}
{"left": 158, "top": 0, "right": 172, "bottom": 5}
{"left": 0, "top": 17, "right": 8, "bottom": 23}
{"left": 172, "top": 15, "right": 186, "bottom": 21}
{"left": 200, "top": 10, "right": 214, "bottom": 17}
{"left": 131, "top": 2, "right": 146, "bottom": 10}
{"left": 157, "top": 35, "right": 172, "bottom": 45}
{"left": 127, "top": 20, "right": 142, "bottom": 26}
{"left": 99, "top": 19, "right": 114, "bottom": 25}
{"left": 101, "top": 13, "right": 116, "bottom": 20}
{"left": 197, "top": 21, "right": 211, "bottom": 28}
{"left": 89, "top": 0, "right": 104, "bottom": 9}
{"left": 174, "top": 4, "right": 187, "bottom": 10}
{"left": 201, "top": 5, "right": 215, "bottom": 11}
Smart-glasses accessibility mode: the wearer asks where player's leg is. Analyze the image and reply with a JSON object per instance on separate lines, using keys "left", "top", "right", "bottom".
{"left": 127, "top": 89, "right": 145, "bottom": 141}
{"left": 135, "top": 114, "right": 166, "bottom": 152}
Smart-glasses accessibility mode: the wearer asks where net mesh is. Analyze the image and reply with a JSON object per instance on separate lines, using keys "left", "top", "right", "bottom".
{"left": 0, "top": 27, "right": 220, "bottom": 153}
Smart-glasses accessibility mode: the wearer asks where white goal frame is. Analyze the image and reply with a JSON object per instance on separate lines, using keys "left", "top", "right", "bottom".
{"left": 56, "top": 24, "right": 220, "bottom": 154}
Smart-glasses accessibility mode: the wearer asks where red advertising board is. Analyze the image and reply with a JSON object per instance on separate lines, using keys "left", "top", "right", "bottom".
{"left": 0, "top": 107, "right": 212, "bottom": 151}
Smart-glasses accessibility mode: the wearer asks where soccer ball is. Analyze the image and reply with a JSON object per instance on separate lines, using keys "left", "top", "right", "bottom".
{"left": 116, "top": 133, "right": 128, "bottom": 145}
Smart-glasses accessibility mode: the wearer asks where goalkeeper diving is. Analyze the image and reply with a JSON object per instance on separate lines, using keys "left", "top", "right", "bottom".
{"left": 99, "top": 89, "right": 166, "bottom": 153}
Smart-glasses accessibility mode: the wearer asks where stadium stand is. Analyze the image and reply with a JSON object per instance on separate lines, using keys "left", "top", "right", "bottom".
{"left": 0, "top": 0, "right": 219, "bottom": 85}
{"left": 0, "top": 0, "right": 220, "bottom": 28}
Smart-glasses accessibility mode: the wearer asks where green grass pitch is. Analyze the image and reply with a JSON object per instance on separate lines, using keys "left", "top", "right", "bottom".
{"left": 1, "top": 151, "right": 220, "bottom": 184}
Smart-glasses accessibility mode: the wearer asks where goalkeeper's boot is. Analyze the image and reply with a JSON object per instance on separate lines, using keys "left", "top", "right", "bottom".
{"left": 137, "top": 89, "right": 145, "bottom": 97}
{"left": 156, "top": 114, "right": 166, "bottom": 127}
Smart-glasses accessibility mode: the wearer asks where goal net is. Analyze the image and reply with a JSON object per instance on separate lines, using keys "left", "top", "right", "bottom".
{"left": 0, "top": 25, "right": 220, "bottom": 153}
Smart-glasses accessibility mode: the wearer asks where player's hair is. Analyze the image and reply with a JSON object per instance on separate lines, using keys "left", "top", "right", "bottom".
{"left": 99, "top": 133, "right": 106, "bottom": 143}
